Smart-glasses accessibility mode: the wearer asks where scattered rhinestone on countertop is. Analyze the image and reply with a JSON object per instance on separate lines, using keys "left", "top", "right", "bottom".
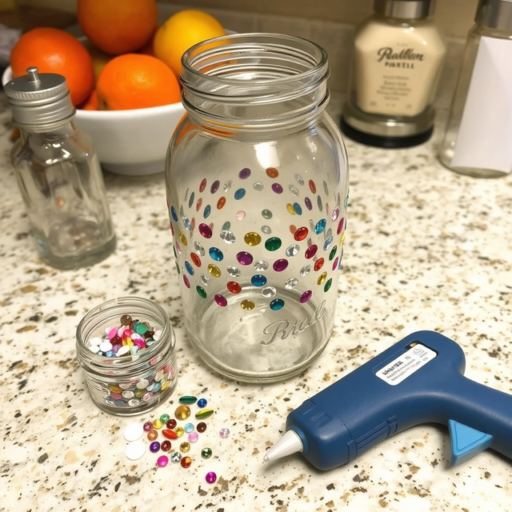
{"left": 175, "top": 405, "right": 191, "bottom": 420}
{"left": 181, "top": 456, "right": 192, "bottom": 468}
{"left": 162, "top": 429, "right": 178, "bottom": 440}
{"left": 196, "top": 422, "right": 207, "bottom": 433}
{"left": 184, "top": 423, "right": 194, "bottom": 433}
{"left": 205, "top": 471, "right": 217, "bottom": 484}
{"left": 195, "top": 408, "right": 214, "bottom": 420}
{"left": 188, "top": 432, "right": 199, "bottom": 443}
{"left": 157, "top": 455, "right": 169, "bottom": 467}
{"left": 219, "top": 428, "right": 230, "bottom": 439}
{"left": 175, "top": 426, "right": 185, "bottom": 437}
{"left": 180, "top": 442, "right": 191, "bottom": 453}
{"left": 166, "top": 418, "right": 177, "bottom": 429}
{"left": 152, "top": 418, "right": 163, "bottom": 429}
{"left": 161, "top": 440, "right": 172, "bottom": 452}
{"left": 171, "top": 452, "right": 182, "bottom": 463}
{"left": 179, "top": 396, "right": 197, "bottom": 405}
{"left": 149, "top": 441, "right": 160, "bottom": 453}
{"left": 160, "top": 413, "right": 170, "bottom": 423}
{"left": 147, "top": 430, "right": 158, "bottom": 441}
{"left": 201, "top": 447, "right": 213, "bottom": 459}
{"left": 197, "top": 398, "right": 207, "bottom": 408}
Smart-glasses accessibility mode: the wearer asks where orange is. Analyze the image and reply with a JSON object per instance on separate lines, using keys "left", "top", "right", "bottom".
{"left": 82, "top": 90, "right": 99, "bottom": 110}
{"left": 154, "top": 10, "right": 225, "bottom": 77}
{"left": 96, "top": 54, "right": 181, "bottom": 110}
{"left": 77, "top": 0, "right": 158, "bottom": 55}
{"left": 10, "top": 27, "right": 94, "bottom": 106}
{"left": 82, "top": 40, "right": 114, "bottom": 83}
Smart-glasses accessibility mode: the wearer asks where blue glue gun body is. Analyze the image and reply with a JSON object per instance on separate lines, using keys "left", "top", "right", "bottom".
{"left": 287, "top": 331, "right": 512, "bottom": 470}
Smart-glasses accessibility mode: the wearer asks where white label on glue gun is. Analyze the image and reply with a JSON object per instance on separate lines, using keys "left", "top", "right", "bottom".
{"left": 376, "top": 344, "right": 437, "bottom": 386}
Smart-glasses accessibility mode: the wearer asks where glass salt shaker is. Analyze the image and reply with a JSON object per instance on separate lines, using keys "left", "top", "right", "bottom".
{"left": 165, "top": 34, "right": 349, "bottom": 383}
{"left": 4, "top": 67, "right": 116, "bottom": 269}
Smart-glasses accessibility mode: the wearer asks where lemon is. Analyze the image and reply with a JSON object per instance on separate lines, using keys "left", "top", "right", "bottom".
{"left": 154, "top": 9, "right": 225, "bottom": 77}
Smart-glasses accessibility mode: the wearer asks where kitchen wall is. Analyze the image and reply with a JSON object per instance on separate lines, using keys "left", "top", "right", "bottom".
{"left": 16, "top": 0, "right": 475, "bottom": 107}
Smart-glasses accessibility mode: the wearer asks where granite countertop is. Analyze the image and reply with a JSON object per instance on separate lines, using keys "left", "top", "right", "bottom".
{"left": 1, "top": 93, "right": 511, "bottom": 512}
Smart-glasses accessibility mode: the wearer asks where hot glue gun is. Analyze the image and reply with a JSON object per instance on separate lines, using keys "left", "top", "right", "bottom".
{"left": 264, "top": 331, "right": 512, "bottom": 470}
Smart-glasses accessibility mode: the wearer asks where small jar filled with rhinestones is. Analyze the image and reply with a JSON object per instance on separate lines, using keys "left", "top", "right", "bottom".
{"left": 76, "top": 297, "right": 178, "bottom": 416}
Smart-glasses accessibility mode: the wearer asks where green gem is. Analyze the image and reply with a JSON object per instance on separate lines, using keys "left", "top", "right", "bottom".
{"left": 262, "top": 209, "right": 272, "bottom": 219}
{"left": 160, "top": 413, "right": 170, "bottom": 423}
{"left": 195, "top": 408, "right": 214, "bottom": 420}
{"left": 201, "top": 447, "right": 213, "bottom": 459}
{"left": 324, "top": 278, "right": 333, "bottom": 292}
{"left": 179, "top": 396, "right": 197, "bottom": 405}
{"left": 222, "top": 221, "right": 231, "bottom": 230}
{"left": 175, "top": 262, "right": 180, "bottom": 274}
{"left": 196, "top": 286, "right": 207, "bottom": 299}
{"left": 329, "top": 246, "right": 337, "bottom": 261}
{"left": 135, "top": 323, "right": 149, "bottom": 335}
{"left": 265, "top": 237, "right": 282, "bottom": 251}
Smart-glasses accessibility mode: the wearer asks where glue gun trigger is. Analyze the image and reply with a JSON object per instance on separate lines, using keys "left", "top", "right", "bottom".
{"left": 448, "top": 420, "right": 493, "bottom": 466}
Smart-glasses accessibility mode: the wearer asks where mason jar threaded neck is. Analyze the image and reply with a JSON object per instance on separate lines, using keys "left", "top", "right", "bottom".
{"left": 180, "top": 33, "right": 330, "bottom": 130}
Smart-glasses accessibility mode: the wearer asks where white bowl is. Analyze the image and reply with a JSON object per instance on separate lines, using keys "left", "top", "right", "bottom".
{"left": 2, "top": 66, "right": 185, "bottom": 176}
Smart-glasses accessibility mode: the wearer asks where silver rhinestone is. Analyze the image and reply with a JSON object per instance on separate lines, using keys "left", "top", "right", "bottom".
{"left": 227, "top": 266, "right": 241, "bottom": 277}
{"left": 224, "top": 180, "right": 233, "bottom": 192}
{"left": 261, "top": 225, "right": 272, "bottom": 234}
{"left": 286, "top": 244, "right": 300, "bottom": 257}
{"left": 285, "top": 278, "right": 299, "bottom": 289}
{"left": 194, "top": 241, "right": 205, "bottom": 256}
{"left": 253, "top": 182, "right": 264, "bottom": 191}
{"left": 201, "top": 274, "right": 210, "bottom": 286}
{"left": 261, "top": 286, "right": 276, "bottom": 298}
{"left": 289, "top": 185, "right": 299, "bottom": 196}
{"left": 295, "top": 174, "right": 305, "bottom": 186}
{"left": 253, "top": 260, "right": 269, "bottom": 271}
{"left": 300, "top": 265, "right": 311, "bottom": 277}
{"left": 220, "top": 230, "right": 236, "bottom": 243}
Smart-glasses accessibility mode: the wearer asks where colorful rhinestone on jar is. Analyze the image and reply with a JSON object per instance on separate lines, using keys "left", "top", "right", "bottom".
{"left": 175, "top": 405, "right": 191, "bottom": 420}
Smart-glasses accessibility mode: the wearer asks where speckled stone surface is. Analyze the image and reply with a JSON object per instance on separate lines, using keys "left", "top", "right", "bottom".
{"left": 1, "top": 92, "right": 511, "bottom": 512}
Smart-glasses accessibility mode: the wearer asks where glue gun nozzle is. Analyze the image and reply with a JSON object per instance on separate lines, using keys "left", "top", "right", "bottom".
{"left": 263, "top": 429, "right": 303, "bottom": 463}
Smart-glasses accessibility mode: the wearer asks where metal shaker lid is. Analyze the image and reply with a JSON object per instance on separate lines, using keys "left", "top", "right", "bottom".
{"left": 475, "top": 0, "right": 512, "bottom": 31}
{"left": 4, "top": 67, "right": 75, "bottom": 127}
{"left": 374, "top": 0, "right": 436, "bottom": 19}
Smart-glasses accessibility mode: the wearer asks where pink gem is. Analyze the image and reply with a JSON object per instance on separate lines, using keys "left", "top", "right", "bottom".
{"left": 143, "top": 421, "right": 153, "bottom": 432}
{"left": 199, "top": 178, "right": 207, "bottom": 192}
{"left": 332, "top": 257, "right": 339, "bottom": 270}
{"left": 205, "top": 471, "right": 217, "bottom": 484}
{"left": 183, "top": 275, "right": 190, "bottom": 288}
{"left": 337, "top": 217, "right": 344, "bottom": 235}
{"left": 142, "top": 392, "right": 153, "bottom": 402}
{"left": 157, "top": 455, "right": 169, "bottom": 467}
{"left": 271, "top": 183, "right": 283, "bottom": 194}
{"left": 331, "top": 206, "right": 340, "bottom": 222}
{"left": 214, "top": 294, "right": 228, "bottom": 307}
{"left": 110, "top": 392, "right": 123, "bottom": 400}
{"left": 107, "top": 327, "right": 118, "bottom": 340}
{"left": 236, "top": 251, "right": 253, "bottom": 265}
{"left": 300, "top": 290, "right": 312, "bottom": 303}
{"left": 199, "top": 223, "right": 213, "bottom": 238}
{"left": 273, "top": 259, "right": 288, "bottom": 272}
{"left": 305, "top": 245, "right": 318, "bottom": 259}
{"left": 188, "top": 432, "right": 199, "bottom": 443}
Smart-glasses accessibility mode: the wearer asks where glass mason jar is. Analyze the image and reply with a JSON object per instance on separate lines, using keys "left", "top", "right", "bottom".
{"left": 6, "top": 68, "right": 116, "bottom": 270}
{"left": 76, "top": 297, "right": 178, "bottom": 416}
{"left": 165, "top": 34, "right": 349, "bottom": 383}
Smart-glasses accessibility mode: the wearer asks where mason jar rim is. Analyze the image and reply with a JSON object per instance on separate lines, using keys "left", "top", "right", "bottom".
{"left": 76, "top": 296, "right": 173, "bottom": 371}
{"left": 181, "top": 32, "right": 329, "bottom": 88}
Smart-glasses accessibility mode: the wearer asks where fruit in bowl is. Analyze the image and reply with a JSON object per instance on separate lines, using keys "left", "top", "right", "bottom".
{"left": 4, "top": 0, "right": 226, "bottom": 175}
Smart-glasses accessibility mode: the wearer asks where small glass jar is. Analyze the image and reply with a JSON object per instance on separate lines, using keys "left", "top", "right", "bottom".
{"left": 165, "top": 34, "right": 349, "bottom": 383}
{"left": 76, "top": 297, "right": 178, "bottom": 417}
{"left": 5, "top": 68, "right": 116, "bottom": 269}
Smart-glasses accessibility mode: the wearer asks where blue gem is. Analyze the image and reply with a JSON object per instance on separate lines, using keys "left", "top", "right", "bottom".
{"left": 197, "top": 398, "right": 207, "bottom": 408}
{"left": 234, "top": 188, "right": 246, "bottom": 200}
{"left": 184, "top": 423, "right": 195, "bottom": 433}
{"left": 293, "top": 202, "right": 302, "bottom": 215}
{"left": 185, "top": 261, "right": 194, "bottom": 275}
{"left": 251, "top": 274, "right": 267, "bottom": 287}
{"left": 209, "top": 247, "right": 224, "bottom": 261}
{"left": 323, "top": 236, "right": 333, "bottom": 251}
{"left": 152, "top": 382, "right": 162, "bottom": 393}
{"left": 315, "top": 219, "right": 326, "bottom": 234}
{"left": 270, "top": 299, "right": 285, "bottom": 311}
{"left": 170, "top": 206, "right": 178, "bottom": 222}
{"left": 204, "top": 205, "right": 211, "bottom": 219}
